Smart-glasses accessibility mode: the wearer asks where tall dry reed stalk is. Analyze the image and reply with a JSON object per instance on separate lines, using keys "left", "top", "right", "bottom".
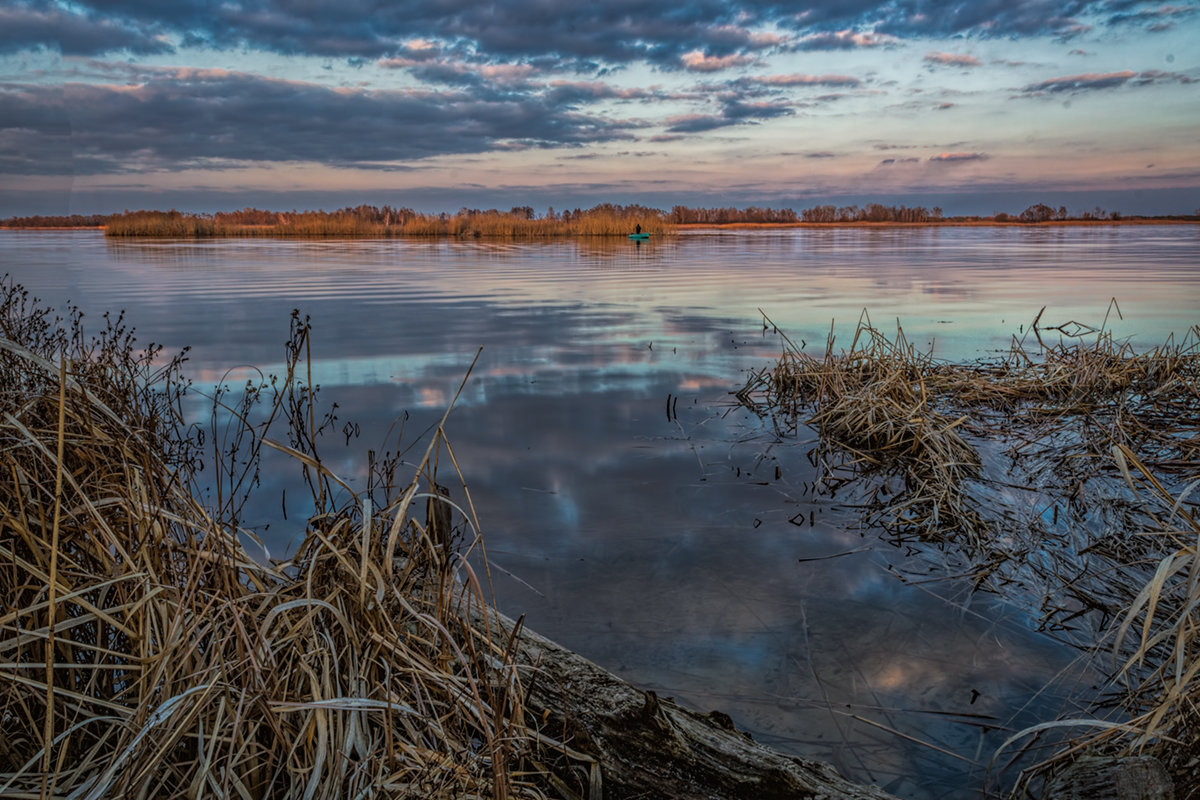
{"left": 0, "top": 277, "right": 557, "bottom": 799}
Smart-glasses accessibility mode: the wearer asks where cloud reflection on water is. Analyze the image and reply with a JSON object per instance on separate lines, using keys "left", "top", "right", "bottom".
{"left": 4, "top": 227, "right": 1197, "bottom": 798}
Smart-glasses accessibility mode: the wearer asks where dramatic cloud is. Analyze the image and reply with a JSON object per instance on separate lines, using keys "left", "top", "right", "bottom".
{"left": 2, "top": 0, "right": 1197, "bottom": 213}
{"left": 2, "top": 1, "right": 1188, "bottom": 66}
{"left": 923, "top": 52, "right": 983, "bottom": 67}
{"left": 1021, "top": 68, "right": 1192, "bottom": 93}
{"left": 0, "top": 73, "right": 641, "bottom": 175}
{"left": 680, "top": 51, "right": 757, "bottom": 72}
{"left": 742, "top": 73, "right": 862, "bottom": 87}
{"left": 1106, "top": 2, "right": 1198, "bottom": 26}
{"left": 665, "top": 96, "right": 793, "bottom": 133}
{"left": 929, "top": 152, "right": 989, "bottom": 163}
{"left": 0, "top": 3, "right": 172, "bottom": 56}
{"left": 0, "top": 2, "right": 793, "bottom": 66}
{"left": 793, "top": 29, "right": 896, "bottom": 50}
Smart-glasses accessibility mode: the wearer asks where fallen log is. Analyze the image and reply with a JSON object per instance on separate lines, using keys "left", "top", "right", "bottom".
{"left": 488, "top": 613, "right": 900, "bottom": 800}
{"left": 1044, "top": 755, "right": 1175, "bottom": 800}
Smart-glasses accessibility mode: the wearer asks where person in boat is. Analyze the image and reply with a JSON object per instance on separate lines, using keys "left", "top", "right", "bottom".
{"left": 635, "top": 224, "right": 642, "bottom": 234}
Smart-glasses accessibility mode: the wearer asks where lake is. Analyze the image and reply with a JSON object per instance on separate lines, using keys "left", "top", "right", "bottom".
{"left": 3, "top": 225, "right": 1198, "bottom": 798}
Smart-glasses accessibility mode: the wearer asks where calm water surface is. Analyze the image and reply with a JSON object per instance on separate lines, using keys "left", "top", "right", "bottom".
{"left": 3, "top": 226, "right": 1198, "bottom": 798}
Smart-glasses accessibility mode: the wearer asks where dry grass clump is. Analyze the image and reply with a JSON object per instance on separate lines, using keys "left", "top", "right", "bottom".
{"left": 0, "top": 277, "right": 553, "bottom": 799}
{"left": 738, "top": 315, "right": 985, "bottom": 541}
{"left": 740, "top": 308, "right": 1199, "bottom": 548}
{"left": 100, "top": 210, "right": 218, "bottom": 237}
{"left": 739, "top": 306, "right": 1200, "bottom": 795}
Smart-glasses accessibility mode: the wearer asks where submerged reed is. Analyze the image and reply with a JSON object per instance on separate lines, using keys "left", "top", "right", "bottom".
{"left": 739, "top": 307, "right": 1200, "bottom": 795}
{"left": 739, "top": 316, "right": 985, "bottom": 542}
{"left": 0, "top": 277, "right": 557, "bottom": 799}
{"left": 740, "top": 308, "right": 1199, "bottom": 547}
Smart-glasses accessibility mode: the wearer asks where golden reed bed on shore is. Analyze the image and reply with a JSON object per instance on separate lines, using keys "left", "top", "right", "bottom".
{"left": 101, "top": 207, "right": 671, "bottom": 238}
{"left": 0, "top": 278, "right": 569, "bottom": 799}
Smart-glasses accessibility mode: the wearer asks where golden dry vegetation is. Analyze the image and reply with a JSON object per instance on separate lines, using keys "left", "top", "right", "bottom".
{"left": 0, "top": 279, "right": 571, "bottom": 799}
{"left": 738, "top": 307, "right": 1200, "bottom": 795}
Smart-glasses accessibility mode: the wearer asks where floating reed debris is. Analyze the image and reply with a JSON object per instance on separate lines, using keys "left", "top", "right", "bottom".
{"left": 739, "top": 307, "right": 1199, "bottom": 547}
{"left": 739, "top": 314, "right": 986, "bottom": 542}
{"left": 0, "top": 277, "right": 555, "bottom": 798}
{"left": 1001, "top": 444, "right": 1200, "bottom": 799}
{"left": 103, "top": 205, "right": 672, "bottom": 238}
{"left": 739, "top": 306, "right": 1200, "bottom": 795}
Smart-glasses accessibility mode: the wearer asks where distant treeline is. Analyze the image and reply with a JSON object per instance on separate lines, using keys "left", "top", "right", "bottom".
{"left": 797, "top": 203, "right": 942, "bottom": 223}
{"left": 672, "top": 203, "right": 1158, "bottom": 223}
{"left": 1, "top": 213, "right": 110, "bottom": 228}
{"left": 658, "top": 202, "right": 1199, "bottom": 224}
{"left": 668, "top": 206, "right": 800, "bottom": 224}
{"left": 4, "top": 203, "right": 1198, "bottom": 235}
{"left": 100, "top": 204, "right": 669, "bottom": 237}
{"left": 669, "top": 204, "right": 942, "bottom": 223}
{"left": 995, "top": 203, "right": 1124, "bottom": 222}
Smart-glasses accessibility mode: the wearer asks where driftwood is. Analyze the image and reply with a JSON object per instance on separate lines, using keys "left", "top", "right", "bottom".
{"left": 1044, "top": 755, "right": 1176, "bottom": 800}
{"left": 488, "top": 612, "right": 899, "bottom": 800}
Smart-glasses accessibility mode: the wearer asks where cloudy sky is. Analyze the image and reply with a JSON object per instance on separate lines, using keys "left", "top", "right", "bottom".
{"left": 1, "top": 0, "right": 1197, "bottom": 216}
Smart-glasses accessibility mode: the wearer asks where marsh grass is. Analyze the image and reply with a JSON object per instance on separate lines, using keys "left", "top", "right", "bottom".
{"left": 0, "top": 277, "right": 565, "bottom": 799}
{"left": 997, "top": 445, "right": 1200, "bottom": 798}
{"left": 739, "top": 307, "right": 1199, "bottom": 549}
{"left": 739, "top": 306, "right": 1200, "bottom": 794}
{"left": 738, "top": 314, "right": 986, "bottom": 543}
{"left": 103, "top": 207, "right": 671, "bottom": 238}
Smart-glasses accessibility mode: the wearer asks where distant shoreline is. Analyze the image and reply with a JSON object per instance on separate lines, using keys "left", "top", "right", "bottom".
{"left": 677, "top": 218, "right": 1200, "bottom": 229}
{"left": 5, "top": 202, "right": 1199, "bottom": 235}
{"left": 4, "top": 218, "right": 1198, "bottom": 234}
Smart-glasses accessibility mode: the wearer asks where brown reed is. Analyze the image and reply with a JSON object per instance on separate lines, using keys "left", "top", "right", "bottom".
{"left": 739, "top": 314, "right": 986, "bottom": 542}
{"left": 103, "top": 207, "right": 672, "bottom": 238}
{"left": 0, "top": 277, "right": 559, "bottom": 799}
{"left": 740, "top": 307, "right": 1200, "bottom": 795}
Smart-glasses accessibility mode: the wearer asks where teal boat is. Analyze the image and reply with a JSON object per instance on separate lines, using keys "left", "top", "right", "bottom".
{"left": 628, "top": 233, "right": 650, "bottom": 240}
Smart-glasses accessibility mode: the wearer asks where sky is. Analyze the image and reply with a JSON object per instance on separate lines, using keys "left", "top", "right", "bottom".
{"left": 1, "top": 0, "right": 1198, "bottom": 217}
